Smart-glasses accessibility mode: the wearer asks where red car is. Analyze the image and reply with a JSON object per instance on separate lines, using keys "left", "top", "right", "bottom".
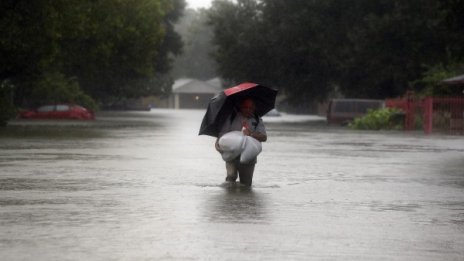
{"left": 19, "top": 104, "right": 95, "bottom": 120}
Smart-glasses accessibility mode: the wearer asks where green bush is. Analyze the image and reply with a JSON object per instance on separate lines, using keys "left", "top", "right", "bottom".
{"left": 349, "top": 108, "right": 404, "bottom": 130}
{"left": 31, "top": 72, "right": 98, "bottom": 112}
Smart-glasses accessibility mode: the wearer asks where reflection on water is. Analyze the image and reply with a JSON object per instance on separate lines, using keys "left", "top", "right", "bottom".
{"left": 1, "top": 110, "right": 464, "bottom": 260}
{"left": 205, "top": 183, "right": 267, "bottom": 224}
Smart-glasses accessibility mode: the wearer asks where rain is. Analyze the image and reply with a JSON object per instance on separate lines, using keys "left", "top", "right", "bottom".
{"left": 1, "top": 0, "right": 464, "bottom": 260}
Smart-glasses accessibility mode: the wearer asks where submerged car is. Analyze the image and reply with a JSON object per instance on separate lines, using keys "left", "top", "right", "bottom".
{"left": 327, "top": 99, "right": 384, "bottom": 125}
{"left": 19, "top": 104, "right": 95, "bottom": 120}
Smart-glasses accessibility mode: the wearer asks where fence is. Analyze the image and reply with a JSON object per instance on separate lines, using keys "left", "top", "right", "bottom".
{"left": 386, "top": 94, "right": 464, "bottom": 135}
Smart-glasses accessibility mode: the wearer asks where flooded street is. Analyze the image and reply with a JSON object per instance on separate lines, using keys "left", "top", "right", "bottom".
{"left": 1, "top": 109, "right": 463, "bottom": 260}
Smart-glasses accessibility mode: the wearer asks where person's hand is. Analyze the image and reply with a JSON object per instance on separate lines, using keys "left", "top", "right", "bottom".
{"left": 215, "top": 139, "right": 223, "bottom": 152}
{"left": 242, "top": 128, "right": 252, "bottom": 136}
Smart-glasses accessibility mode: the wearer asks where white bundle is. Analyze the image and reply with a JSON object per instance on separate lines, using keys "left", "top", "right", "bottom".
{"left": 240, "top": 136, "right": 262, "bottom": 163}
{"left": 218, "top": 131, "right": 262, "bottom": 163}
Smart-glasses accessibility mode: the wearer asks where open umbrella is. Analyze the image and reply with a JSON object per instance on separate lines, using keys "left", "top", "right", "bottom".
{"left": 199, "top": 82, "right": 278, "bottom": 137}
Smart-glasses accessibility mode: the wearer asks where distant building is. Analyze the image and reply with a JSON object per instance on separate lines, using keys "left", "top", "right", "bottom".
{"left": 206, "top": 77, "right": 223, "bottom": 89}
{"left": 441, "top": 74, "right": 464, "bottom": 86}
{"left": 170, "top": 78, "right": 222, "bottom": 109}
{"left": 441, "top": 74, "right": 464, "bottom": 95}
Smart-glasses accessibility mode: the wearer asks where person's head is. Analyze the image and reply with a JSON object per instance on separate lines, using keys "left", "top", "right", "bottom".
{"left": 239, "top": 97, "right": 255, "bottom": 118}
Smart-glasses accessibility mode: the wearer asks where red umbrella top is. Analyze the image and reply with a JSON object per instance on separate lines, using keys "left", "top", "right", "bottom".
{"left": 223, "top": 82, "right": 259, "bottom": 96}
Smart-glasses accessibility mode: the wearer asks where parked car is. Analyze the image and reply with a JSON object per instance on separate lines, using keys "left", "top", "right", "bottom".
{"left": 327, "top": 99, "right": 384, "bottom": 125}
{"left": 19, "top": 104, "right": 95, "bottom": 120}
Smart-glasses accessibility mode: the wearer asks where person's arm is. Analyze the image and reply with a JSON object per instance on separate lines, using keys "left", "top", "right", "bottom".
{"left": 250, "top": 131, "right": 267, "bottom": 142}
{"left": 242, "top": 128, "right": 267, "bottom": 142}
{"left": 244, "top": 117, "right": 267, "bottom": 142}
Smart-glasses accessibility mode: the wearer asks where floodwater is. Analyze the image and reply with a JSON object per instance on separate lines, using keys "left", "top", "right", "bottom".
{"left": 1, "top": 109, "right": 463, "bottom": 260}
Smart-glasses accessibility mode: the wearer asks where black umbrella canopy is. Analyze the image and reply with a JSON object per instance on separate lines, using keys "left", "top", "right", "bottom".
{"left": 199, "top": 82, "right": 278, "bottom": 137}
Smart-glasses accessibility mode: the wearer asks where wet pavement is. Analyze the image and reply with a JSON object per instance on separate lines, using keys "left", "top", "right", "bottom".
{"left": 0, "top": 109, "right": 463, "bottom": 260}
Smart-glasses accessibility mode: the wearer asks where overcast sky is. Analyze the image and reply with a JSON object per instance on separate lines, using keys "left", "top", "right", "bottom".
{"left": 186, "top": 0, "right": 213, "bottom": 9}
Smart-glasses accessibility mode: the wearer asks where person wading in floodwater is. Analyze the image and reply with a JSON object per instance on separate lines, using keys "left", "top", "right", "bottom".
{"left": 215, "top": 97, "right": 267, "bottom": 186}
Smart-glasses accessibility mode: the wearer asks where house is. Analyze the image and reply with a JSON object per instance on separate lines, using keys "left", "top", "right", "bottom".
{"left": 170, "top": 78, "right": 222, "bottom": 109}
{"left": 206, "top": 77, "right": 223, "bottom": 89}
{"left": 441, "top": 74, "right": 464, "bottom": 95}
{"left": 441, "top": 74, "right": 464, "bottom": 86}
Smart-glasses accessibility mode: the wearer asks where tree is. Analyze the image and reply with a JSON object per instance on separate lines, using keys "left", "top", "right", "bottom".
{"left": 208, "top": 0, "right": 340, "bottom": 103}
{"left": 0, "top": 80, "right": 16, "bottom": 126}
{"left": 207, "top": 0, "right": 464, "bottom": 107}
{"left": 0, "top": 0, "right": 186, "bottom": 111}
{"left": 60, "top": 0, "right": 185, "bottom": 102}
{"left": 208, "top": 0, "right": 265, "bottom": 83}
{"left": 258, "top": 0, "right": 339, "bottom": 102}
{"left": 172, "top": 8, "right": 218, "bottom": 80}
{"left": 414, "top": 63, "right": 464, "bottom": 96}
{"left": 30, "top": 72, "right": 97, "bottom": 111}
{"left": 0, "top": 0, "right": 64, "bottom": 105}
{"left": 335, "top": 0, "right": 450, "bottom": 98}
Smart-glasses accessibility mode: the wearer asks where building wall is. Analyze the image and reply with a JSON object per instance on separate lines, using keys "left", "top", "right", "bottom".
{"left": 140, "top": 96, "right": 169, "bottom": 109}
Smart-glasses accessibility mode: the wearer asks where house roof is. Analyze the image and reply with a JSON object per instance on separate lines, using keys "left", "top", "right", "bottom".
{"left": 441, "top": 74, "right": 464, "bottom": 85}
{"left": 172, "top": 78, "right": 222, "bottom": 94}
{"left": 206, "top": 77, "right": 222, "bottom": 88}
